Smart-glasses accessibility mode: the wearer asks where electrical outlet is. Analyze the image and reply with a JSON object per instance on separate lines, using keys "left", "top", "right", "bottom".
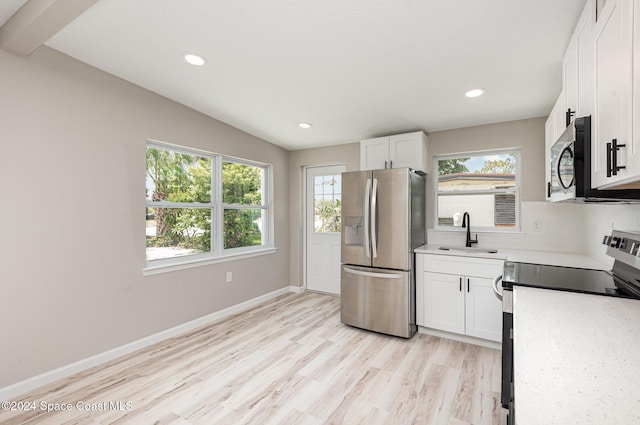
{"left": 226, "top": 272, "right": 233, "bottom": 283}
{"left": 532, "top": 219, "right": 543, "bottom": 233}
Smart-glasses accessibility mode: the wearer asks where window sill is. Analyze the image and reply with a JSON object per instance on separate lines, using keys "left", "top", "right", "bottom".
{"left": 143, "top": 247, "right": 278, "bottom": 276}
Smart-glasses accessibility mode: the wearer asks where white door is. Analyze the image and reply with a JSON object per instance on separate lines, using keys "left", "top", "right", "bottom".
{"left": 305, "top": 165, "right": 345, "bottom": 295}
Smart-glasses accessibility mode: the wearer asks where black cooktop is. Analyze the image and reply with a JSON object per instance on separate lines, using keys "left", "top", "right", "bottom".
{"left": 502, "top": 261, "right": 639, "bottom": 298}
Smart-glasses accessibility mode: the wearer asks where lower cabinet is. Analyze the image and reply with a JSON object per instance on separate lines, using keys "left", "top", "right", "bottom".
{"left": 417, "top": 254, "right": 503, "bottom": 342}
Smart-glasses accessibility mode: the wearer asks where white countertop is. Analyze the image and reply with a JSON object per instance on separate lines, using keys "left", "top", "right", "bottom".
{"left": 513, "top": 286, "right": 640, "bottom": 425}
{"left": 416, "top": 244, "right": 611, "bottom": 270}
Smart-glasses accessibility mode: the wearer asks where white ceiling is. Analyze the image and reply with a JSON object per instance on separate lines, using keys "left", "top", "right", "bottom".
{"left": 0, "top": 0, "right": 27, "bottom": 27}
{"left": 13, "top": 0, "right": 588, "bottom": 150}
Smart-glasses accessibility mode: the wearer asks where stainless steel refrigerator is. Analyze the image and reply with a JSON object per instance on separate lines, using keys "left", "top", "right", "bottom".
{"left": 340, "top": 168, "right": 426, "bottom": 338}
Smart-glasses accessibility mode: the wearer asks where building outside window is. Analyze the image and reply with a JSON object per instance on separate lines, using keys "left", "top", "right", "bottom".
{"left": 435, "top": 149, "right": 520, "bottom": 231}
{"left": 145, "top": 141, "right": 272, "bottom": 266}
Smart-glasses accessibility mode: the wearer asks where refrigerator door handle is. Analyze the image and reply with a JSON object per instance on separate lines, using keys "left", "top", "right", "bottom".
{"left": 343, "top": 267, "right": 404, "bottom": 279}
{"left": 364, "top": 178, "right": 372, "bottom": 258}
{"left": 371, "top": 178, "right": 378, "bottom": 258}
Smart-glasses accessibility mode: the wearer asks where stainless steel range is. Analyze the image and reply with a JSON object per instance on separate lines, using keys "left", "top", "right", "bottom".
{"left": 494, "top": 229, "right": 640, "bottom": 425}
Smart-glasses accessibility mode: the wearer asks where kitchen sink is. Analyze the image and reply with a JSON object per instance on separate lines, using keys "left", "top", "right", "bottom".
{"left": 438, "top": 245, "right": 498, "bottom": 254}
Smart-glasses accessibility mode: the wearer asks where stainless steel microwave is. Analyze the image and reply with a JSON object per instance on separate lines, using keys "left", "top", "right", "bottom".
{"left": 548, "top": 116, "right": 640, "bottom": 203}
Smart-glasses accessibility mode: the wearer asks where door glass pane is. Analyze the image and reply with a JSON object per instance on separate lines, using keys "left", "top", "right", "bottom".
{"left": 313, "top": 174, "right": 341, "bottom": 233}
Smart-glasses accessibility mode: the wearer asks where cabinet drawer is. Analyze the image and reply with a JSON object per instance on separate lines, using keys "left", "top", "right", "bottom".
{"left": 421, "top": 254, "right": 504, "bottom": 278}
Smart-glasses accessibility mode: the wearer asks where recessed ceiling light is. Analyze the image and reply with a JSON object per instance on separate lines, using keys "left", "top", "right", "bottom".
{"left": 465, "top": 88, "right": 486, "bottom": 98}
{"left": 183, "top": 53, "right": 206, "bottom": 66}
{"left": 298, "top": 122, "right": 312, "bottom": 129}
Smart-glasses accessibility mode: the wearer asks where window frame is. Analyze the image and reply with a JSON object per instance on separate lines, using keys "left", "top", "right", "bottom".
{"left": 434, "top": 148, "right": 521, "bottom": 233}
{"left": 145, "top": 141, "right": 274, "bottom": 274}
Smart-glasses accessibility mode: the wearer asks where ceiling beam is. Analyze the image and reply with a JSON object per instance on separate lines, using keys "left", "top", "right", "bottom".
{"left": 0, "top": 0, "right": 98, "bottom": 56}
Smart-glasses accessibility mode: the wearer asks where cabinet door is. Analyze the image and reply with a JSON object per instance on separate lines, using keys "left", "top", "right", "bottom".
{"left": 563, "top": 40, "right": 578, "bottom": 123}
{"left": 389, "top": 132, "right": 427, "bottom": 172}
{"left": 545, "top": 95, "right": 564, "bottom": 200}
{"left": 577, "top": 1, "right": 594, "bottom": 117}
{"left": 592, "top": 0, "right": 634, "bottom": 187}
{"left": 465, "top": 277, "right": 502, "bottom": 342}
{"left": 564, "top": 0, "right": 595, "bottom": 119}
{"left": 629, "top": 0, "right": 640, "bottom": 184}
{"left": 422, "top": 272, "right": 465, "bottom": 334}
{"left": 416, "top": 254, "right": 426, "bottom": 325}
{"left": 360, "top": 137, "right": 389, "bottom": 170}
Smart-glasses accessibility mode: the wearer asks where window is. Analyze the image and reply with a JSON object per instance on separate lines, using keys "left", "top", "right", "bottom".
{"left": 222, "top": 160, "right": 268, "bottom": 249}
{"left": 146, "top": 141, "right": 272, "bottom": 266}
{"left": 435, "top": 149, "right": 520, "bottom": 231}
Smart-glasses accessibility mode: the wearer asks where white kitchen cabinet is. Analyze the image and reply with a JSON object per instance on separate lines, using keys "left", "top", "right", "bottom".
{"left": 545, "top": 94, "right": 565, "bottom": 199}
{"left": 360, "top": 131, "right": 428, "bottom": 172}
{"left": 546, "top": 0, "right": 595, "bottom": 199}
{"left": 592, "top": 0, "right": 640, "bottom": 188}
{"left": 416, "top": 254, "right": 503, "bottom": 343}
{"left": 420, "top": 272, "right": 465, "bottom": 334}
{"left": 563, "top": 0, "right": 594, "bottom": 121}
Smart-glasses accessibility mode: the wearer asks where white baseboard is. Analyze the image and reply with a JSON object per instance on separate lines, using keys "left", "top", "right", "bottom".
{"left": 417, "top": 326, "right": 501, "bottom": 350}
{"left": 0, "top": 286, "right": 299, "bottom": 402}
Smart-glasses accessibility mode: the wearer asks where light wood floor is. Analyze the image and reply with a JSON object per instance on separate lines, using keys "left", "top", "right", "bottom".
{"left": 1, "top": 292, "right": 504, "bottom": 425}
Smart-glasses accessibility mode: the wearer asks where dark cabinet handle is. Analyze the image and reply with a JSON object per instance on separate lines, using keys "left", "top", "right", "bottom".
{"left": 606, "top": 142, "right": 612, "bottom": 177}
{"left": 459, "top": 277, "right": 462, "bottom": 292}
{"left": 613, "top": 139, "right": 626, "bottom": 175}
{"left": 565, "top": 108, "right": 575, "bottom": 127}
{"left": 547, "top": 181, "right": 552, "bottom": 198}
{"left": 607, "top": 139, "right": 626, "bottom": 177}
{"left": 467, "top": 278, "right": 470, "bottom": 293}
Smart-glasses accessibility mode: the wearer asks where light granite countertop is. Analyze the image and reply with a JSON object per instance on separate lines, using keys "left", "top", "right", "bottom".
{"left": 513, "top": 286, "right": 640, "bottom": 425}
{"left": 415, "top": 244, "right": 611, "bottom": 270}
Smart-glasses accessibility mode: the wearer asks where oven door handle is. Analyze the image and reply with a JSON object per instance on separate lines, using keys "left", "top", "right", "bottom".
{"left": 493, "top": 274, "right": 503, "bottom": 300}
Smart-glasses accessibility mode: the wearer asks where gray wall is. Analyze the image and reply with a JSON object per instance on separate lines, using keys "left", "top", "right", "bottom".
{"left": 0, "top": 47, "right": 290, "bottom": 387}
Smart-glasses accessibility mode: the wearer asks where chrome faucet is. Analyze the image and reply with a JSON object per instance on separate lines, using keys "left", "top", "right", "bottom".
{"left": 462, "top": 212, "right": 478, "bottom": 248}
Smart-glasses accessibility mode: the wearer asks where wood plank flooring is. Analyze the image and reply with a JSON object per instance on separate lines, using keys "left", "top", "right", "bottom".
{"left": 0, "top": 292, "right": 504, "bottom": 425}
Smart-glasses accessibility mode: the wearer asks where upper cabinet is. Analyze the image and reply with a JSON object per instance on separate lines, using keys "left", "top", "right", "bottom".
{"left": 563, "top": 3, "right": 595, "bottom": 121}
{"left": 545, "top": 94, "right": 565, "bottom": 199}
{"left": 545, "top": 1, "right": 594, "bottom": 199}
{"left": 592, "top": 0, "right": 640, "bottom": 188}
{"left": 546, "top": 0, "right": 640, "bottom": 191}
{"left": 360, "top": 131, "right": 428, "bottom": 172}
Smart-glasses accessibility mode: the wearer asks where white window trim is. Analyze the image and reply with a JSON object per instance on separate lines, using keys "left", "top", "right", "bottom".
{"left": 434, "top": 148, "right": 522, "bottom": 233}
{"left": 143, "top": 247, "right": 278, "bottom": 276}
{"left": 144, "top": 141, "right": 274, "bottom": 273}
